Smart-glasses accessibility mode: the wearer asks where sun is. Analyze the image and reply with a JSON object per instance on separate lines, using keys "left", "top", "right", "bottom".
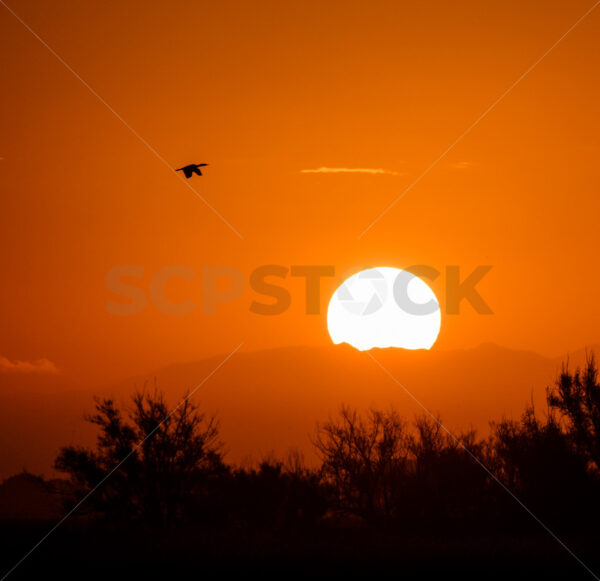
{"left": 327, "top": 267, "right": 441, "bottom": 351}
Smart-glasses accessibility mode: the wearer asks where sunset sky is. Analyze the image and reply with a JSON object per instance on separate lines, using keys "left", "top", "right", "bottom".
{"left": 1, "top": 0, "right": 600, "bottom": 386}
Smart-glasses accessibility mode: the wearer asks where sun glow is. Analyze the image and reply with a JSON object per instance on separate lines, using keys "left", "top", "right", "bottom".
{"left": 327, "top": 267, "right": 441, "bottom": 351}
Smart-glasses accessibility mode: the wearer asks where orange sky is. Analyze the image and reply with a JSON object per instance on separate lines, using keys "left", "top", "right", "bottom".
{"left": 1, "top": 0, "right": 600, "bottom": 385}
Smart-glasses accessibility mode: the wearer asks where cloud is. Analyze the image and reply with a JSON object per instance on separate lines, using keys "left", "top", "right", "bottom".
{"left": 0, "top": 356, "right": 59, "bottom": 374}
{"left": 300, "top": 167, "right": 399, "bottom": 175}
{"left": 450, "top": 161, "right": 473, "bottom": 169}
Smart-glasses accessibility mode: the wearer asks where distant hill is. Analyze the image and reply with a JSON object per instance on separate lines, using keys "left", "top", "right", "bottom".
{"left": 0, "top": 343, "right": 598, "bottom": 478}
{"left": 116, "top": 343, "right": 596, "bottom": 466}
{"left": 0, "top": 472, "right": 64, "bottom": 520}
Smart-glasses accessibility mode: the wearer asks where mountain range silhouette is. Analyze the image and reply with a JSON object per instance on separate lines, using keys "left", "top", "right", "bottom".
{"left": 0, "top": 343, "right": 597, "bottom": 479}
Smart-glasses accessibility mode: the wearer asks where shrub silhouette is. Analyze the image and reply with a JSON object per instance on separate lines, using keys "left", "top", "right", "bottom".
{"left": 225, "top": 455, "right": 328, "bottom": 530}
{"left": 314, "top": 406, "right": 412, "bottom": 524}
{"left": 40, "top": 354, "right": 600, "bottom": 545}
{"left": 407, "top": 415, "right": 490, "bottom": 528}
{"left": 548, "top": 354, "right": 600, "bottom": 471}
{"left": 492, "top": 404, "right": 594, "bottom": 530}
{"left": 313, "top": 407, "right": 493, "bottom": 529}
{"left": 55, "top": 389, "right": 224, "bottom": 525}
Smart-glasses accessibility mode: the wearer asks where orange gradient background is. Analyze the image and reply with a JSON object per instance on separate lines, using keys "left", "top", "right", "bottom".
{"left": 1, "top": 1, "right": 600, "bottom": 475}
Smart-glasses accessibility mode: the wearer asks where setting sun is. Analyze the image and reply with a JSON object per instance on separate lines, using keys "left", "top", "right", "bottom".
{"left": 327, "top": 267, "right": 441, "bottom": 351}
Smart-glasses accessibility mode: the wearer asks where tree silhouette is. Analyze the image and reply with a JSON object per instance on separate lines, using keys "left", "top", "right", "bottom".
{"left": 548, "top": 354, "right": 600, "bottom": 471}
{"left": 226, "top": 455, "right": 328, "bottom": 530}
{"left": 492, "top": 404, "right": 595, "bottom": 530}
{"left": 55, "top": 389, "right": 224, "bottom": 525}
{"left": 5, "top": 355, "right": 592, "bottom": 574}
{"left": 314, "top": 406, "right": 410, "bottom": 523}
{"left": 407, "top": 414, "right": 490, "bottom": 528}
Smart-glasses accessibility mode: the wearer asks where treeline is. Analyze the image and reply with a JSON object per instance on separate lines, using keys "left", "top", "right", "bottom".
{"left": 51, "top": 356, "right": 600, "bottom": 536}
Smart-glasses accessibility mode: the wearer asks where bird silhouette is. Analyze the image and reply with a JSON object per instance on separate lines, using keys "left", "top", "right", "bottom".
{"left": 176, "top": 163, "right": 208, "bottom": 178}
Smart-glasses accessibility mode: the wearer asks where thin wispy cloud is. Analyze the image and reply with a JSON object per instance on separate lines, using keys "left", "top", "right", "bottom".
{"left": 300, "top": 167, "right": 399, "bottom": 175}
{"left": 451, "top": 161, "right": 473, "bottom": 169}
{"left": 0, "top": 356, "right": 59, "bottom": 374}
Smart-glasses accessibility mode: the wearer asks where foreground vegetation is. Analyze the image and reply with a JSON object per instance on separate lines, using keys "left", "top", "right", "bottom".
{"left": 3, "top": 356, "right": 600, "bottom": 578}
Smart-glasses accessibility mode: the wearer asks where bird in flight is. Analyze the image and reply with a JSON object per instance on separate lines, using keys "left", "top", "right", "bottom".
{"left": 176, "top": 163, "right": 208, "bottom": 178}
